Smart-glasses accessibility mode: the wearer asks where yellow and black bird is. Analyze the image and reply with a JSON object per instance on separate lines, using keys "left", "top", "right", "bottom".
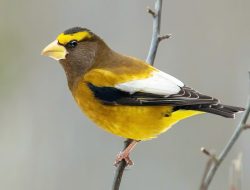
{"left": 42, "top": 27, "right": 244, "bottom": 165}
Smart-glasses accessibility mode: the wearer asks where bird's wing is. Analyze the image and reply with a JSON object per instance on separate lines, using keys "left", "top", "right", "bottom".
{"left": 87, "top": 70, "right": 219, "bottom": 106}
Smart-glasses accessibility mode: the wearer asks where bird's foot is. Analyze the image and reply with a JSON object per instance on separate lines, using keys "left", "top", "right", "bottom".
{"left": 114, "top": 151, "right": 133, "bottom": 167}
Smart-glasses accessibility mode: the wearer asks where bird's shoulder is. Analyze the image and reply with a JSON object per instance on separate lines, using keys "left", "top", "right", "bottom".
{"left": 83, "top": 54, "right": 156, "bottom": 86}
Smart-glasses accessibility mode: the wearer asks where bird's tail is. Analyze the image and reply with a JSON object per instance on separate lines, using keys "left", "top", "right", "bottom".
{"left": 181, "top": 104, "right": 245, "bottom": 118}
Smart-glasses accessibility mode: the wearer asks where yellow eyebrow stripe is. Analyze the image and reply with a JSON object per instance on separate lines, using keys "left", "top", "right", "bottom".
{"left": 57, "top": 31, "right": 92, "bottom": 45}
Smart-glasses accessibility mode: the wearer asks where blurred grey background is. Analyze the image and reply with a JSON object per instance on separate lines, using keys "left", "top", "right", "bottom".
{"left": 0, "top": 0, "right": 250, "bottom": 189}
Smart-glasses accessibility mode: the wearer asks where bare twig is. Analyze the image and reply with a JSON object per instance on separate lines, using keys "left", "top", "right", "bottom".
{"left": 200, "top": 148, "right": 218, "bottom": 190}
{"left": 200, "top": 158, "right": 215, "bottom": 190}
{"left": 200, "top": 72, "right": 250, "bottom": 190}
{"left": 201, "top": 147, "right": 218, "bottom": 162}
{"left": 147, "top": 7, "right": 156, "bottom": 17}
{"left": 201, "top": 147, "right": 213, "bottom": 158}
{"left": 112, "top": 0, "right": 166, "bottom": 189}
{"left": 158, "top": 34, "right": 171, "bottom": 41}
{"left": 146, "top": 0, "right": 170, "bottom": 65}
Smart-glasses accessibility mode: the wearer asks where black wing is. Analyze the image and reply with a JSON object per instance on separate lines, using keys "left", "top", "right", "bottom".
{"left": 87, "top": 83, "right": 244, "bottom": 118}
{"left": 88, "top": 83, "right": 218, "bottom": 106}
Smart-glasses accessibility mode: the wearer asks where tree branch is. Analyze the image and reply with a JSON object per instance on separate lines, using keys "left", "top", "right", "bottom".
{"left": 112, "top": 0, "right": 168, "bottom": 189}
{"left": 200, "top": 72, "right": 250, "bottom": 190}
{"left": 146, "top": 0, "right": 170, "bottom": 65}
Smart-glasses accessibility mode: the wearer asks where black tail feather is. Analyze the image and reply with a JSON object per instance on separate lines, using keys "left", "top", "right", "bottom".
{"left": 176, "top": 104, "right": 245, "bottom": 118}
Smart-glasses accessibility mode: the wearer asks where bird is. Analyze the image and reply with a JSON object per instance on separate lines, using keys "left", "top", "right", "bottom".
{"left": 41, "top": 27, "right": 244, "bottom": 165}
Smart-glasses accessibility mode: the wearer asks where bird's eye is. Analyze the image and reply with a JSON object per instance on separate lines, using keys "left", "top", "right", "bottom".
{"left": 66, "top": 40, "right": 78, "bottom": 48}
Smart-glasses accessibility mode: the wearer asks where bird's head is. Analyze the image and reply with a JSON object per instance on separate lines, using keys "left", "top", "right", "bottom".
{"left": 41, "top": 27, "right": 109, "bottom": 88}
{"left": 41, "top": 27, "right": 103, "bottom": 61}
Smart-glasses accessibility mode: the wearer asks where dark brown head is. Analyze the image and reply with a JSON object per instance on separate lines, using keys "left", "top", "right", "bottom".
{"left": 41, "top": 27, "right": 109, "bottom": 89}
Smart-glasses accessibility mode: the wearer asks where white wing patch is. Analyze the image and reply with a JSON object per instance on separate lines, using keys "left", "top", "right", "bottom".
{"left": 115, "top": 70, "right": 184, "bottom": 96}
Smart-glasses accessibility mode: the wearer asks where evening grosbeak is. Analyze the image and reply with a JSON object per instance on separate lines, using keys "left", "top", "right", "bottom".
{"left": 42, "top": 27, "right": 244, "bottom": 165}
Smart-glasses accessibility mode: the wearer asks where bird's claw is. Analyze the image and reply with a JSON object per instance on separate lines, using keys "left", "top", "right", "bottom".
{"left": 114, "top": 151, "right": 134, "bottom": 167}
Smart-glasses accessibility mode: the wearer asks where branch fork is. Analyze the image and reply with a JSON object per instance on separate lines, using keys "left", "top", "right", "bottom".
{"left": 146, "top": 0, "right": 171, "bottom": 65}
{"left": 201, "top": 147, "right": 218, "bottom": 163}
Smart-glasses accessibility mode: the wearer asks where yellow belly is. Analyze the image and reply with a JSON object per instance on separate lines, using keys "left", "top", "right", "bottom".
{"left": 73, "top": 83, "right": 203, "bottom": 140}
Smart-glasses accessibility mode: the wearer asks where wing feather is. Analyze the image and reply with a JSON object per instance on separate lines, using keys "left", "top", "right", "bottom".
{"left": 87, "top": 83, "right": 219, "bottom": 106}
{"left": 115, "top": 71, "right": 184, "bottom": 96}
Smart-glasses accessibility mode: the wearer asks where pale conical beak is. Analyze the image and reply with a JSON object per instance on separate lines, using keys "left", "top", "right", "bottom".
{"left": 41, "top": 40, "right": 68, "bottom": 60}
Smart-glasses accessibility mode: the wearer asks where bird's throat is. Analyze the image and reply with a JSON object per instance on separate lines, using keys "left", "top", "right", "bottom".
{"left": 59, "top": 56, "right": 94, "bottom": 91}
